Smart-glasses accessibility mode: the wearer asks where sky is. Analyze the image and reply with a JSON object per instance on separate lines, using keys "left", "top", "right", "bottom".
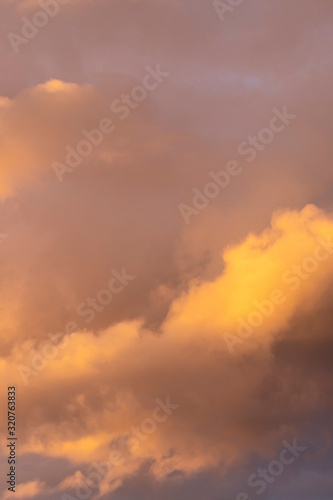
{"left": 0, "top": 0, "right": 333, "bottom": 499}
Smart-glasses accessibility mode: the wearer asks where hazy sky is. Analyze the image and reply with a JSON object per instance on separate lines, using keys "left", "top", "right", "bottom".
{"left": 0, "top": 1, "right": 333, "bottom": 499}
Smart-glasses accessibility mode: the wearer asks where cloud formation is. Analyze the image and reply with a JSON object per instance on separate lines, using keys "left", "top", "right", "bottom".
{"left": 1, "top": 0, "right": 333, "bottom": 498}
{"left": 1, "top": 206, "right": 333, "bottom": 499}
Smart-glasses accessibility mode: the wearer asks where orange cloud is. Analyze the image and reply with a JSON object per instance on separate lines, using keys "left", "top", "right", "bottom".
{"left": 2, "top": 481, "right": 44, "bottom": 500}
{"left": 1, "top": 205, "right": 333, "bottom": 497}
{"left": 0, "top": 80, "right": 95, "bottom": 199}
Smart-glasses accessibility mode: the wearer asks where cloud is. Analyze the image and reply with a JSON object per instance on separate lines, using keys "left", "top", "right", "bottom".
{"left": 1, "top": 0, "right": 333, "bottom": 498}
{"left": 0, "top": 205, "right": 333, "bottom": 498}
{"left": 0, "top": 79, "right": 96, "bottom": 199}
{"left": 2, "top": 480, "right": 44, "bottom": 500}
